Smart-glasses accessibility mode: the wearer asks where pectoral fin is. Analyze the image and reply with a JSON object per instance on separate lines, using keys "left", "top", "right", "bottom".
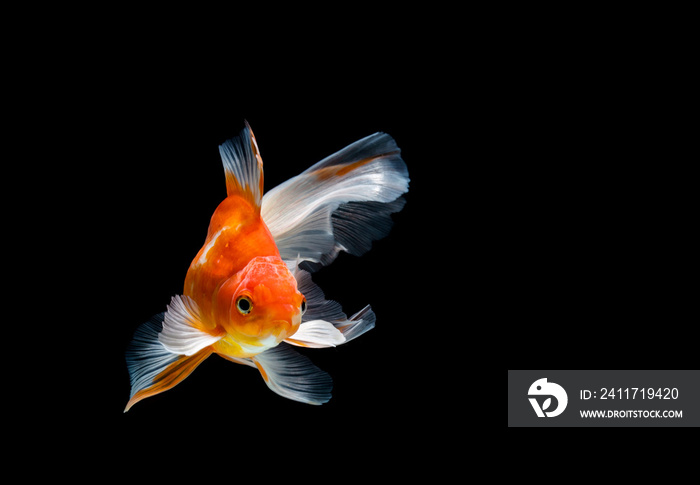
{"left": 158, "top": 295, "right": 222, "bottom": 355}
{"left": 284, "top": 320, "right": 346, "bottom": 348}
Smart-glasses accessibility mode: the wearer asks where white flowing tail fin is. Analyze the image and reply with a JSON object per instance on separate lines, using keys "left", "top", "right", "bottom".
{"left": 261, "top": 132, "right": 409, "bottom": 271}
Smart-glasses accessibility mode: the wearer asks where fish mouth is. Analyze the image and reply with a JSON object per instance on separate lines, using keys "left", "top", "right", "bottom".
{"left": 235, "top": 320, "right": 296, "bottom": 354}
{"left": 235, "top": 334, "right": 281, "bottom": 355}
{"left": 271, "top": 317, "right": 300, "bottom": 341}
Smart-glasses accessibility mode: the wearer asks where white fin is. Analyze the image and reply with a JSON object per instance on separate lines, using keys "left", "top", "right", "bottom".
{"left": 285, "top": 320, "right": 346, "bottom": 348}
{"left": 125, "top": 313, "right": 213, "bottom": 412}
{"left": 261, "top": 132, "right": 409, "bottom": 270}
{"left": 252, "top": 343, "right": 333, "bottom": 405}
{"left": 338, "top": 305, "right": 376, "bottom": 343}
{"left": 219, "top": 120, "right": 264, "bottom": 209}
{"left": 292, "top": 269, "right": 376, "bottom": 344}
{"left": 217, "top": 353, "right": 256, "bottom": 368}
{"left": 158, "top": 295, "right": 222, "bottom": 356}
{"left": 126, "top": 314, "right": 177, "bottom": 410}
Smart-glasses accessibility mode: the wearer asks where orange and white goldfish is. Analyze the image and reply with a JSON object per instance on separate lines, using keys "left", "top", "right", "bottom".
{"left": 125, "top": 121, "right": 409, "bottom": 410}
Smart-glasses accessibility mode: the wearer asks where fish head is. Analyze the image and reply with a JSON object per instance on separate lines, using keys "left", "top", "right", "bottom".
{"left": 217, "top": 256, "right": 305, "bottom": 348}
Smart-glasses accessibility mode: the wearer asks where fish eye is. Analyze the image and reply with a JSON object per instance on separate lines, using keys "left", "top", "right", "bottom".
{"left": 300, "top": 297, "right": 306, "bottom": 315}
{"left": 236, "top": 296, "right": 253, "bottom": 315}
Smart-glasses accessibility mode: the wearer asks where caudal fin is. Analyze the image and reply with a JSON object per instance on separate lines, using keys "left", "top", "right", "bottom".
{"left": 261, "top": 131, "right": 409, "bottom": 271}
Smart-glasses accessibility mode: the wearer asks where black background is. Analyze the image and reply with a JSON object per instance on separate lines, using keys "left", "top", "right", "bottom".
{"left": 509, "top": 370, "right": 700, "bottom": 427}
{"left": 38, "top": 24, "right": 694, "bottom": 452}
{"left": 82, "top": 81, "right": 691, "bottom": 436}
{"left": 71, "top": 80, "right": 451, "bottom": 450}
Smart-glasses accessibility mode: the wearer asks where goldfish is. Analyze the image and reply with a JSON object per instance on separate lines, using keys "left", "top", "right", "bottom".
{"left": 125, "top": 121, "right": 409, "bottom": 410}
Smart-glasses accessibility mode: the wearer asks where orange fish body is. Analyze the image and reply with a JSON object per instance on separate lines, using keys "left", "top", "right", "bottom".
{"left": 125, "top": 122, "right": 409, "bottom": 411}
{"left": 183, "top": 194, "right": 303, "bottom": 357}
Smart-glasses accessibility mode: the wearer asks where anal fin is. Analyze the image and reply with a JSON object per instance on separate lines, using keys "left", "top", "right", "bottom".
{"left": 251, "top": 343, "right": 333, "bottom": 405}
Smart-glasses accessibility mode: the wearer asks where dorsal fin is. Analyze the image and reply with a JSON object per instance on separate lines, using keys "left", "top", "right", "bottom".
{"left": 218, "top": 120, "right": 264, "bottom": 210}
